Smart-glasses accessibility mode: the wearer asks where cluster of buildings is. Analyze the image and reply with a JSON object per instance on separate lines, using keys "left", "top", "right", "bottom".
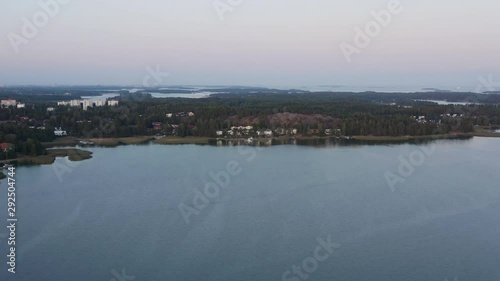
{"left": 440, "top": 113, "right": 465, "bottom": 118}
{"left": 216, "top": 127, "right": 340, "bottom": 138}
{"left": 415, "top": 114, "right": 464, "bottom": 124}
{"left": 414, "top": 116, "right": 442, "bottom": 124}
{"left": 57, "top": 99, "right": 119, "bottom": 110}
{"left": 166, "top": 112, "right": 195, "bottom": 118}
{"left": 1, "top": 99, "right": 25, "bottom": 109}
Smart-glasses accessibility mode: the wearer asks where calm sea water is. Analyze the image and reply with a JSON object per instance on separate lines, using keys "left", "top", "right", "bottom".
{"left": 1, "top": 138, "right": 500, "bottom": 281}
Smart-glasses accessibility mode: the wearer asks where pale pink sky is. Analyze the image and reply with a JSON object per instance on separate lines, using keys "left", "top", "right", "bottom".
{"left": 1, "top": 0, "right": 499, "bottom": 89}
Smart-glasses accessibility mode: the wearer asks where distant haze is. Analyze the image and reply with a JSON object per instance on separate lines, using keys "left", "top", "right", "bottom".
{"left": 1, "top": 0, "right": 499, "bottom": 89}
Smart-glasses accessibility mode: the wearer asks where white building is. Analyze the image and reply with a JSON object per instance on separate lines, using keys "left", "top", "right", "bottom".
{"left": 231, "top": 126, "right": 254, "bottom": 131}
{"left": 107, "top": 100, "right": 119, "bottom": 106}
{"left": 57, "top": 99, "right": 119, "bottom": 110}
{"left": 16, "top": 103, "right": 26, "bottom": 108}
{"left": 82, "top": 100, "right": 94, "bottom": 111}
{"left": 54, "top": 127, "right": 68, "bottom": 136}
{"left": 95, "top": 100, "right": 106, "bottom": 107}
{"left": 70, "top": 100, "right": 81, "bottom": 107}
{"left": 47, "top": 107, "right": 55, "bottom": 112}
{"left": 1, "top": 99, "right": 17, "bottom": 108}
{"left": 57, "top": 101, "right": 70, "bottom": 106}
{"left": 216, "top": 130, "right": 224, "bottom": 136}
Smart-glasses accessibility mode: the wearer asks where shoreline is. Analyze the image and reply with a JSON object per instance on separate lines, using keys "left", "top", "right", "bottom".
{"left": 5, "top": 130, "right": 497, "bottom": 167}
{"left": 1, "top": 149, "right": 93, "bottom": 166}
{"left": 45, "top": 130, "right": 500, "bottom": 147}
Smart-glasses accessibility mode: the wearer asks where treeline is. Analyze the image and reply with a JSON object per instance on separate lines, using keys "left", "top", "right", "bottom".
{"left": 0, "top": 123, "right": 50, "bottom": 159}
{"left": 44, "top": 94, "right": 498, "bottom": 138}
{"left": 341, "top": 113, "right": 474, "bottom": 136}
{"left": 0, "top": 91, "right": 499, "bottom": 156}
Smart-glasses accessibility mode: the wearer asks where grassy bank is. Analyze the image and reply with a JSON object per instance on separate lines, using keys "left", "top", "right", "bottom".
{"left": 295, "top": 136, "right": 332, "bottom": 141}
{"left": 16, "top": 148, "right": 93, "bottom": 165}
{"left": 41, "top": 127, "right": 500, "bottom": 151}
{"left": 44, "top": 136, "right": 154, "bottom": 148}
{"left": 351, "top": 130, "right": 500, "bottom": 142}
{"left": 350, "top": 134, "right": 468, "bottom": 142}
{"left": 469, "top": 128, "right": 500, "bottom": 138}
{"left": 86, "top": 136, "right": 154, "bottom": 147}
{"left": 154, "top": 137, "right": 212, "bottom": 145}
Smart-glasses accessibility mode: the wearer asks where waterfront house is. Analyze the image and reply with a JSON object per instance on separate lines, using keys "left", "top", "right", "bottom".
{"left": 54, "top": 127, "right": 67, "bottom": 136}
{"left": 274, "top": 128, "right": 286, "bottom": 135}
{"left": 152, "top": 122, "right": 163, "bottom": 130}
{"left": 309, "top": 129, "right": 319, "bottom": 135}
{"left": 0, "top": 143, "right": 14, "bottom": 153}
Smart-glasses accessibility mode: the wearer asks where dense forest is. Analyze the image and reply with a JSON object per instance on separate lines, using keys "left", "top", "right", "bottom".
{"left": 1, "top": 88, "right": 499, "bottom": 159}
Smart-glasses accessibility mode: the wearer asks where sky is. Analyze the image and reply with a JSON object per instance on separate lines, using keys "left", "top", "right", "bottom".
{"left": 1, "top": 0, "right": 499, "bottom": 89}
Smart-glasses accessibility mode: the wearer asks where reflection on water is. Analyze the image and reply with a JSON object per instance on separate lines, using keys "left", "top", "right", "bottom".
{"left": 2, "top": 137, "right": 500, "bottom": 281}
{"left": 209, "top": 136, "right": 475, "bottom": 148}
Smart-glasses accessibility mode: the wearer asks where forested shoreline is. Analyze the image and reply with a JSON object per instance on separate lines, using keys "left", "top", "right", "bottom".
{"left": 1, "top": 88, "right": 499, "bottom": 160}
